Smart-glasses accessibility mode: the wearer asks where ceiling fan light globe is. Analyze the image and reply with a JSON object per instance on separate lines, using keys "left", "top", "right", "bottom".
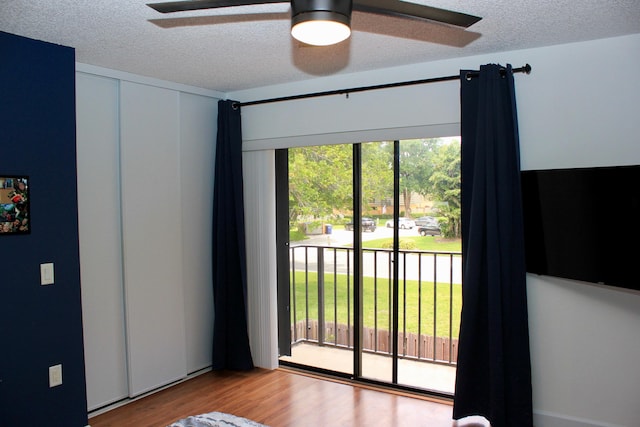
{"left": 291, "top": 20, "right": 351, "bottom": 46}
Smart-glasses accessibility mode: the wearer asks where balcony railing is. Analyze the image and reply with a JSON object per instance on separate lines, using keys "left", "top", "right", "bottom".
{"left": 289, "top": 245, "right": 462, "bottom": 366}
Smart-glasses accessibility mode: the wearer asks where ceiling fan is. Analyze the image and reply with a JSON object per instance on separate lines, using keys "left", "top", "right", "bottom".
{"left": 147, "top": 0, "right": 482, "bottom": 46}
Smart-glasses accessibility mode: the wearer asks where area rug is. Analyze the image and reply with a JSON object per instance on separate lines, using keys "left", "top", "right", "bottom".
{"left": 168, "top": 411, "right": 268, "bottom": 427}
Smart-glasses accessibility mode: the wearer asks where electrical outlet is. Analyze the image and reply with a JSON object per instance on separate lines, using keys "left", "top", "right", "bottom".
{"left": 49, "top": 364, "right": 62, "bottom": 388}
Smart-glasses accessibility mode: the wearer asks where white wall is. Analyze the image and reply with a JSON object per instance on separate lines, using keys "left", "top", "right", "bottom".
{"left": 230, "top": 34, "right": 640, "bottom": 427}
{"left": 76, "top": 65, "right": 222, "bottom": 410}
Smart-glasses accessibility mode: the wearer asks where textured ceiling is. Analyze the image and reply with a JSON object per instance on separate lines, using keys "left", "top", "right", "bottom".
{"left": 1, "top": 0, "right": 639, "bottom": 92}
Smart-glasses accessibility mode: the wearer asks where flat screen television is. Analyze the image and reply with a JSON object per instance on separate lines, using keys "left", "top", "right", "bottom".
{"left": 521, "top": 165, "right": 640, "bottom": 292}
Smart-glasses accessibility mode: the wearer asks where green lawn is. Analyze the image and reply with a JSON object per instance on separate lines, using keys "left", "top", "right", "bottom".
{"left": 363, "top": 235, "right": 461, "bottom": 252}
{"left": 291, "top": 270, "right": 461, "bottom": 339}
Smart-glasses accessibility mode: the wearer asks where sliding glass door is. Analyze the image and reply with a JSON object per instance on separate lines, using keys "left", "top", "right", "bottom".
{"left": 278, "top": 138, "right": 461, "bottom": 395}
{"left": 359, "top": 141, "right": 395, "bottom": 383}
{"left": 278, "top": 144, "right": 355, "bottom": 376}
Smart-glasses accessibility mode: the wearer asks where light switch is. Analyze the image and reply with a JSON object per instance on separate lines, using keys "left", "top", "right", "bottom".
{"left": 40, "top": 263, "right": 54, "bottom": 285}
{"left": 49, "top": 364, "right": 62, "bottom": 387}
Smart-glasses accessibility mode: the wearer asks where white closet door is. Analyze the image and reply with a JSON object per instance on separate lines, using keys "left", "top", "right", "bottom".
{"left": 120, "top": 81, "right": 187, "bottom": 397}
{"left": 179, "top": 92, "right": 217, "bottom": 373}
{"left": 77, "top": 72, "right": 129, "bottom": 410}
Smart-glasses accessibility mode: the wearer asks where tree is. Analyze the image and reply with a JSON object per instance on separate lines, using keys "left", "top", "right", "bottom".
{"left": 397, "top": 139, "right": 439, "bottom": 215}
{"left": 287, "top": 139, "right": 462, "bottom": 239}
{"left": 289, "top": 143, "right": 395, "bottom": 222}
{"left": 288, "top": 144, "right": 352, "bottom": 221}
{"left": 427, "top": 139, "right": 461, "bottom": 237}
{"left": 361, "top": 142, "right": 393, "bottom": 213}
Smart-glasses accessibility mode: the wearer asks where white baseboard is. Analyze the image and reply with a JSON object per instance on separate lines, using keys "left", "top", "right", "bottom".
{"left": 534, "top": 410, "right": 624, "bottom": 427}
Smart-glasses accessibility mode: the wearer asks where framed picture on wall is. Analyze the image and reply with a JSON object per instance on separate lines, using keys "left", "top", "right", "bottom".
{"left": 0, "top": 175, "right": 30, "bottom": 235}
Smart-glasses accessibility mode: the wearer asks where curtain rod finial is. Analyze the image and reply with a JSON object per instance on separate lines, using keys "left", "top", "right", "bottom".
{"left": 524, "top": 64, "right": 532, "bottom": 74}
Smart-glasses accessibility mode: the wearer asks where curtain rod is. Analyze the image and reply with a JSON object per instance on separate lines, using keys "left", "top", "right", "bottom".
{"left": 233, "top": 64, "right": 531, "bottom": 109}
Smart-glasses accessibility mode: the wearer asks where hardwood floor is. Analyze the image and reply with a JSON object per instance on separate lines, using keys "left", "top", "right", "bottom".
{"left": 89, "top": 368, "right": 464, "bottom": 427}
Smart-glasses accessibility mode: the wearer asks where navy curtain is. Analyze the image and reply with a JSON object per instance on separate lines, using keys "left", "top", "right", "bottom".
{"left": 211, "top": 100, "right": 254, "bottom": 370}
{"left": 453, "top": 64, "right": 533, "bottom": 426}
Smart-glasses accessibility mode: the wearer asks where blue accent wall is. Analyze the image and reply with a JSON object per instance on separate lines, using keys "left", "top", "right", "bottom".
{"left": 0, "top": 31, "right": 88, "bottom": 426}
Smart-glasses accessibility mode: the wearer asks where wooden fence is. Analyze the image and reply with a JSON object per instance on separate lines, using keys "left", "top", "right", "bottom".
{"left": 292, "top": 319, "right": 458, "bottom": 364}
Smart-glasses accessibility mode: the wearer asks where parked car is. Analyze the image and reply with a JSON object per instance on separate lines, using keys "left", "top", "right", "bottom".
{"left": 415, "top": 216, "right": 438, "bottom": 227}
{"left": 418, "top": 223, "right": 441, "bottom": 236}
{"left": 385, "top": 217, "right": 416, "bottom": 229}
{"left": 345, "top": 217, "right": 377, "bottom": 232}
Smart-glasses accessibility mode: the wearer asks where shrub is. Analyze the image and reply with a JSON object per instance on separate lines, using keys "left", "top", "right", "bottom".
{"left": 289, "top": 229, "right": 307, "bottom": 242}
{"left": 380, "top": 240, "right": 417, "bottom": 250}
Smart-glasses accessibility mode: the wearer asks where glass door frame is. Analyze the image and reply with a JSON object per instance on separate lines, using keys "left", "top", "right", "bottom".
{"left": 277, "top": 141, "right": 428, "bottom": 392}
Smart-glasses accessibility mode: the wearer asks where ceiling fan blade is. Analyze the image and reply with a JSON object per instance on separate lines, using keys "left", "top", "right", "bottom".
{"left": 149, "top": 0, "right": 480, "bottom": 28}
{"left": 353, "top": 0, "right": 481, "bottom": 28}
{"left": 148, "top": 0, "right": 285, "bottom": 14}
